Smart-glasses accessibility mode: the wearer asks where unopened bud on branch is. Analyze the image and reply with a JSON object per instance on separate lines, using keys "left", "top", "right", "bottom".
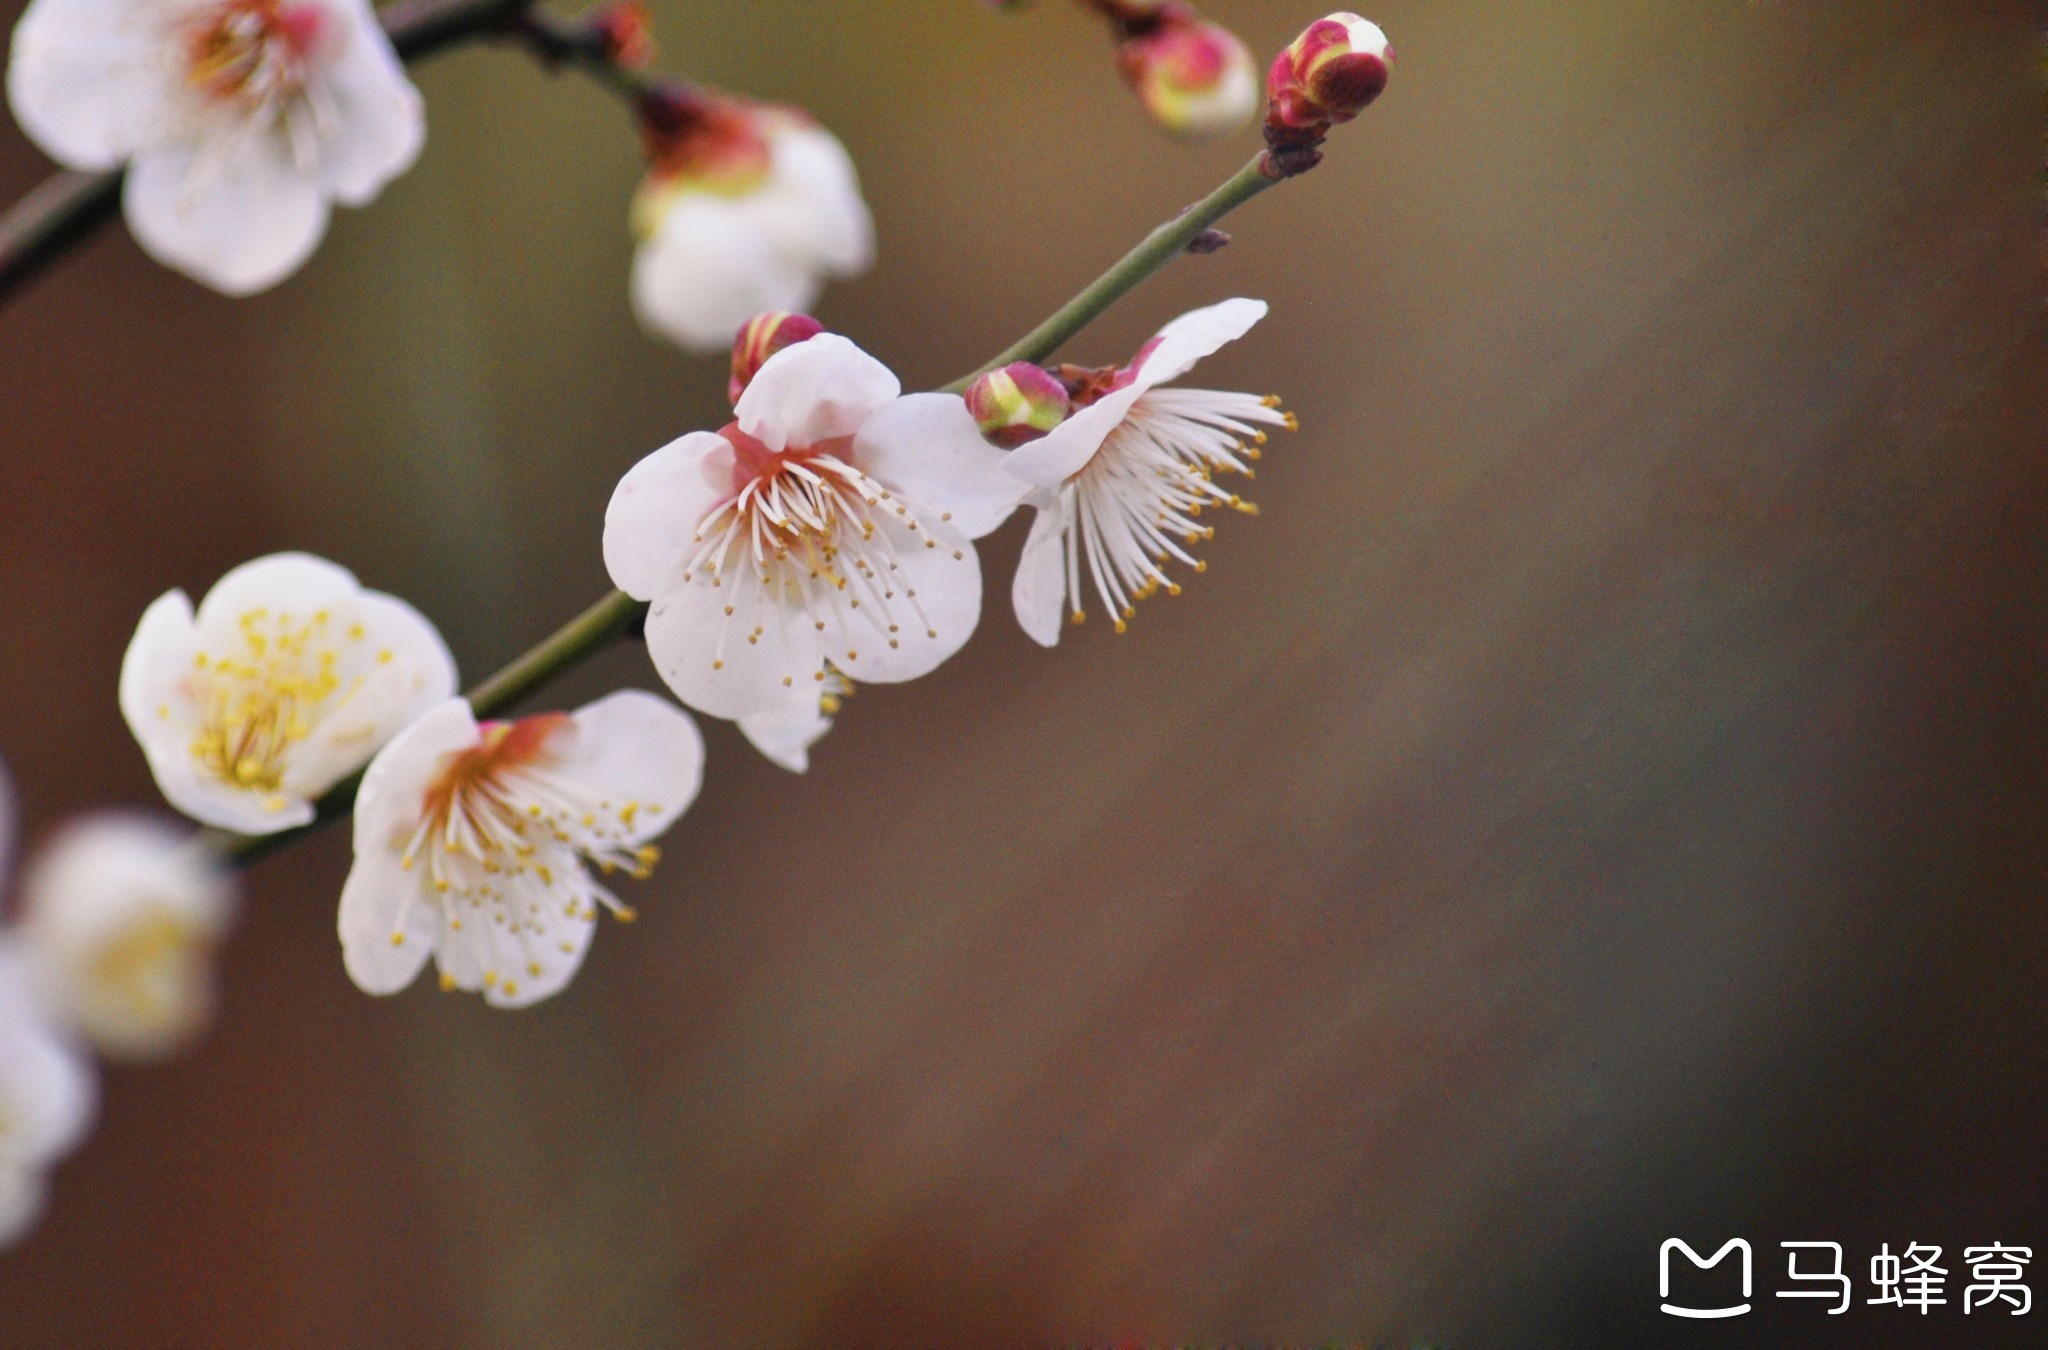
{"left": 585, "top": 0, "right": 654, "bottom": 70}
{"left": 729, "top": 312, "right": 825, "bottom": 404}
{"left": 1119, "top": 18, "right": 1257, "bottom": 139}
{"left": 1267, "top": 13, "right": 1391, "bottom": 134}
{"left": 965, "top": 363, "right": 1072, "bottom": 447}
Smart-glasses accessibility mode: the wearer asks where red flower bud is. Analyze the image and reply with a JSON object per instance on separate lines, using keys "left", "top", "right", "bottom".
{"left": 729, "top": 312, "right": 825, "bottom": 405}
{"left": 585, "top": 0, "right": 654, "bottom": 70}
{"left": 965, "top": 363, "right": 1072, "bottom": 448}
{"left": 1267, "top": 12, "right": 1391, "bottom": 134}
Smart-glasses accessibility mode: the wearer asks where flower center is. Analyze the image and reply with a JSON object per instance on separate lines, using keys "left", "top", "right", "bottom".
{"left": 399, "top": 715, "right": 664, "bottom": 999}
{"left": 182, "top": 0, "right": 327, "bottom": 111}
{"left": 187, "top": 606, "right": 370, "bottom": 807}
{"left": 84, "top": 909, "right": 207, "bottom": 1031}
{"left": 682, "top": 425, "right": 961, "bottom": 679}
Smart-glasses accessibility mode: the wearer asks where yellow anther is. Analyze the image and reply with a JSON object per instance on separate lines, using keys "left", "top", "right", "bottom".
{"left": 390, "top": 933, "right": 406, "bottom": 947}
{"left": 439, "top": 973, "right": 457, "bottom": 992}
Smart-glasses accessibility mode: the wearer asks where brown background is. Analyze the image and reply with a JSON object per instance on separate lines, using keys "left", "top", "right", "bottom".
{"left": 0, "top": 0, "right": 2044, "bottom": 1345}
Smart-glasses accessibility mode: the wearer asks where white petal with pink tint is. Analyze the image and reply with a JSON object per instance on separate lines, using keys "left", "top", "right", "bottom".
{"left": 1006, "top": 299, "right": 1291, "bottom": 640}
{"left": 339, "top": 693, "right": 703, "bottom": 1009}
{"left": 610, "top": 334, "right": 1000, "bottom": 726}
{"left": 6, "top": 0, "right": 423, "bottom": 293}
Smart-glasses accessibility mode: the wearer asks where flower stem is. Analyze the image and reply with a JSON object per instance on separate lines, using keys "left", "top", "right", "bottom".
{"left": 940, "top": 151, "right": 1278, "bottom": 393}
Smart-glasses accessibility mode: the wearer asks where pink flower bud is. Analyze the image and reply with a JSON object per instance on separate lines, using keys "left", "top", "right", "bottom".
{"left": 1118, "top": 18, "right": 1257, "bottom": 139}
{"left": 729, "top": 312, "right": 825, "bottom": 405}
{"left": 965, "top": 363, "right": 1072, "bottom": 448}
{"left": 586, "top": 0, "right": 654, "bottom": 71}
{"left": 1267, "top": 12, "right": 1391, "bottom": 134}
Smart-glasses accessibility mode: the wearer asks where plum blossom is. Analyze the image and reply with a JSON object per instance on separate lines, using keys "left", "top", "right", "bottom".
{"left": 6, "top": 0, "right": 425, "bottom": 294}
{"left": 16, "top": 814, "right": 236, "bottom": 1061}
{"left": 120, "top": 552, "right": 457, "bottom": 835}
{"left": 338, "top": 690, "right": 703, "bottom": 1008}
{"left": 1003, "top": 298, "right": 1292, "bottom": 645}
{"left": 604, "top": 333, "right": 1025, "bottom": 722}
{"left": 629, "top": 87, "right": 872, "bottom": 354}
{"left": 0, "top": 772, "right": 94, "bottom": 1250}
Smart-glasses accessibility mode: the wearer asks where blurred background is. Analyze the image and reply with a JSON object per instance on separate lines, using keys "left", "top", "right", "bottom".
{"left": 0, "top": 0, "right": 2043, "bottom": 1344}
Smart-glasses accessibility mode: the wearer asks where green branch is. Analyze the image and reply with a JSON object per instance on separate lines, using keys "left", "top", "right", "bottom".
{"left": 940, "top": 152, "right": 1278, "bottom": 392}
{"left": 201, "top": 148, "right": 1302, "bottom": 872}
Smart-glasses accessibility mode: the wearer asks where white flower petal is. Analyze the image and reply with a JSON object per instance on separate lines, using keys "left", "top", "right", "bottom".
{"left": 191, "top": 552, "right": 361, "bottom": 630}
{"left": 760, "top": 125, "right": 873, "bottom": 274}
{"left": 644, "top": 562, "right": 812, "bottom": 722}
{"left": 819, "top": 513, "right": 982, "bottom": 685}
{"left": 550, "top": 690, "right": 704, "bottom": 846}
{"left": 339, "top": 698, "right": 479, "bottom": 996}
{"left": 603, "top": 431, "right": 737, "bottom": 601}
{"left": 736, "top": 679, "right": 833, "bottom": 773}
{"left": 337, "top": 843, "right": 436, "bottom": 995}
{"left": 1002, "top": 381, "right": 1144, "bottom": 488}
{"left": 631, "top": 196, "right": 818, "bottom": 355}
{"left": 0, "top": 1167, "right": 48, "bottom": 1248}
{"left": 1132, "top": 296, "right": 1267, "bottom": 389}
{"left": 852, "top": 393, "right": 1026, "bottom": 540}
{"left": 124, "top": 139, "right": 331, "bottom": 295}
{"left": 312, "top": 0, "right": 425, "bottom": 205}
{"left": 4, "top": 0, "right": 169, "bottom": 170}
{"left": 734, "top": 333, "right": 900, "bottom": 453}
{"left": 1011, "top": 500, "right": 1070, "bottom": 648}
{"left": 0, "top": 943, "right": 96, "bottom": 1248}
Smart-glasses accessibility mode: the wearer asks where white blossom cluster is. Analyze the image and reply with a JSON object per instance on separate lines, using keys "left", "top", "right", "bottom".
{"left": 0, "top": 0, "right": 1379, "bottom": 1255}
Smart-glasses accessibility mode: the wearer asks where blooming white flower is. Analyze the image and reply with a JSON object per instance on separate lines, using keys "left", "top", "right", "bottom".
{"left": 6, "top": 0, "right": 424, "bottom": 294}
{"left": 1003, "top": 298, "right": 1293, "bottom": 645}
{"left": 736, "top": 662, "right": 850, "bottom": 774}
{"left": 604, "top": 333, "right": 1025, "bottom": 722}
{"left": 17, "top": 814, "right": 236, "bottom": 1062}
{"left": 338, "top": 690, "right": 703, "bottom": 1009}
{"left": 630, "top": 96, "right": 872, "bottom": 354}
{"left": 0, "top": 944, "right": 95, "bottom": 1249}
{"left": 120, "top": 552, "right": 457, "bottom": 835}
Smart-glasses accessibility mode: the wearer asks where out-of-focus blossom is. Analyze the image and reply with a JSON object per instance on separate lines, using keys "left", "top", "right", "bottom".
{"left": 965, "top": 361, "right": 1072, "bottom": 448}
{"left": 1118, "top": 16, "right": 1256, "bottom": 138}
{"left": 1267, "top": 12, "right": 1391, "bottom": 135}
{"left": 737, "top": 663, "right": 850, "bottom": 773}
{"left": 6, "top": 0, "right": 424, "bottom": 293}
{"left": 339, "top": 691, "right": 702, "bottom": 1009}
{"left": 583, "top": 0, "right": 653, "bottom": 70}
{"left": 0, "top": 946, "right": 95, "bottom": 1249}
{"left": 120, "top": 553, "right": 457, "bottom": 835}
{"left": 16, "top": 815, "right": 236, "bottom": 1062}
{"left": 604, "top": 334, "right": 1024, "bottom": 721}
{"left": 630, "top": 87, "right": 872, "bottom": 355}
{"left": 729, "top": 310, "right": 823, "bottom": 405}
{"left": 1003, "top": 298, "right": 1292, "bottom": 645}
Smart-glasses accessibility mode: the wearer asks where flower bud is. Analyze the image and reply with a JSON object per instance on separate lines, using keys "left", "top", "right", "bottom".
{"left": 965, "top": 363, "right": 1072, "bottom": 448}
{"left": 729, "top": 312, "right": 825, "bottom": 405}
{"left": 1267, "top": 13, "right": 1391, "bottom": 133}
{"left": 585, "top": 0, "right": 654, "bottom": 70}
{"left": 1118, "top": 18, "right": 1258, "bottom": 139}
